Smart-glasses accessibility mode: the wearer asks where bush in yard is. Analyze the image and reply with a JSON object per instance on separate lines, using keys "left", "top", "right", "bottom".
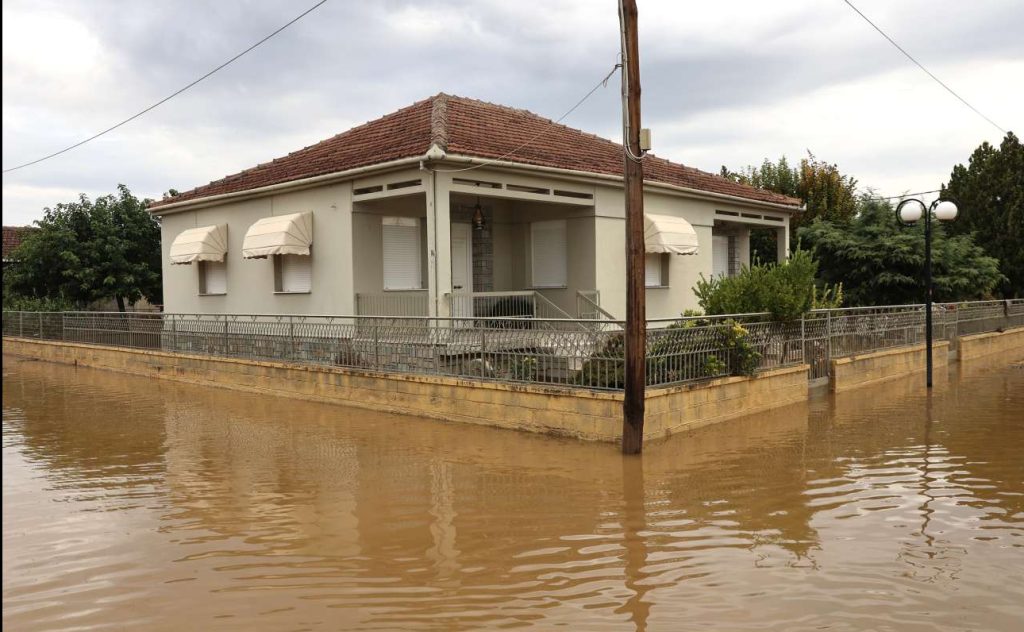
{"left": 693, "top": 248, "right": 842, "bottom": 321}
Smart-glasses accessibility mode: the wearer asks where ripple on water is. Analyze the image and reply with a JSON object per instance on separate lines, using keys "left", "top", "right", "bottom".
{"left": 3, "top": 355, "right": 1024, "bottom": 630}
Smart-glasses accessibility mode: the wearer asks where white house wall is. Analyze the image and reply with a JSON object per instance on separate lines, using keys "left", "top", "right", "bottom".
{"left": 159, "top": 183, "right": 354, "bottom": 315}
{"left": 591, "top": 184, "right": 789, "bottom": 320}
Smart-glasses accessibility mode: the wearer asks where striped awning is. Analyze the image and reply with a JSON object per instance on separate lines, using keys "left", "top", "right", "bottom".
{"left": 644, "top": 213, "right": 698, "bottom": 255}
{"left": 169, "top": 224, "right": 228, "bottom": 265}
{"left": 242, "top": 212, "right": 313, "bottom": 259}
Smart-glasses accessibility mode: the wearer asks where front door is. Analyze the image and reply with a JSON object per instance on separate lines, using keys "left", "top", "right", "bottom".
{"left": 451, "top": 223, "right": 473, "bottom": 318}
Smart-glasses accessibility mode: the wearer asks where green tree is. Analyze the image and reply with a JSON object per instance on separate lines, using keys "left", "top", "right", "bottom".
{"left": 798, "top": 197, "right": 1004, "bottom": 306}
{"left": 723, "top": 153, "right": 859, "bottom": 263}
{"left": 5, "top": 185, "right": 161, "bottom": 311}
{"left": 942, "top": 132, "right": 1024, "bottom": 297}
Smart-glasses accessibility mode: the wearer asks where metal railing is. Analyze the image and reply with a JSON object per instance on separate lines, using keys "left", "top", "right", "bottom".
{"left": 4, "top": 299, "right": 1022, "bottom": 391}
{"left": 576, "top": 290, "right": 619, "bottom": 325}
{"left": 445, "top": 290, "right": 579, "bottom": 321}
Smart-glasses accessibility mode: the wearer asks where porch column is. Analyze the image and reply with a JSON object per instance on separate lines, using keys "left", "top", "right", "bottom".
{"left": 426, "top": 171, "right": 453, "bottom": 317}
{"left": 776, "top": 225, "right": 790, "bottom": 263}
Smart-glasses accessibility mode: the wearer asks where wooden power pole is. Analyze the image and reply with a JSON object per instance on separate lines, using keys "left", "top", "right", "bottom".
{"left": 619, "top": 0, "right": 646, "bottom": 454}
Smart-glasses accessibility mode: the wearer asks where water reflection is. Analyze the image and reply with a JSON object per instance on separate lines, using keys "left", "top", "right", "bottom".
{"left": 3, "top": 355, "right": 1023, "bottom": 631}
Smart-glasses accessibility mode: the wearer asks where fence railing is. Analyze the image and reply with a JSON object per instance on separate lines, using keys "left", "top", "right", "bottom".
{"left": 3, "top": 299, "right": 1022, "bottom": 391}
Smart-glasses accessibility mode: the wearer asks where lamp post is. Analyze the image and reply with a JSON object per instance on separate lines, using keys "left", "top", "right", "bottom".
{"left": 895, "top": 197, "right": 959, "bottom": 388}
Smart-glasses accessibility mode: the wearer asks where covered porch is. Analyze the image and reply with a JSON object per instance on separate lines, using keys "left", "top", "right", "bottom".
{"left": 351, "top": 168, "right": 614, "bottom": 322}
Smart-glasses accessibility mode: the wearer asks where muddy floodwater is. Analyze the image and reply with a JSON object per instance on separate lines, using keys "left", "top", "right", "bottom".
{"left": 3, "top": 356, "right": 1023, "bottom": 631}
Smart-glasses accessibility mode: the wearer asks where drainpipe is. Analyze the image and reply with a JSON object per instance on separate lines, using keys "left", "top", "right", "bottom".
{"left": 421, "top": 144, "right": 447, "bottom": 318}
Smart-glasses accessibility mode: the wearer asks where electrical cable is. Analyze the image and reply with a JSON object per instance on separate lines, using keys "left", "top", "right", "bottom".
{"left": 841, "top": 0, "right": 1006, "bottom": 135}
{"left": 2, "top": 0, "right": 329, "bottom": 173}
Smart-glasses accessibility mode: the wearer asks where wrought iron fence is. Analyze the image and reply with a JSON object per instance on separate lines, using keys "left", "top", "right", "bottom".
{"left": 3, "top": 299, "right": 1022, "bottom": 391}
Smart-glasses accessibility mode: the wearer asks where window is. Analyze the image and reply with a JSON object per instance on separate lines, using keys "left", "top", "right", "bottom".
{"left": 382, "top": 217, "right": 422, "bottom": 290}
{"left": 198, "top": 260, "right": 227, "bottom": 295}
{"left": 275, "top": 254, "right": 312, "bottom": 293}
{"left": 645, "top": 254, "right": 668, "bottom": 288}
{"left": 531, "top": 220, "right": 567, "bottom": 288}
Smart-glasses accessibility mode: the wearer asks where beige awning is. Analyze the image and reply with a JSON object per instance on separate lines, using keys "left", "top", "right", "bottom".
{"left": 169, "top": 224, "right": 228, "bottom": 265}
{"left": 644, "top": 213, "right": 699, "bottom": 255}
{"left": 242, "top": 212, "right": 313, "bottom": 259}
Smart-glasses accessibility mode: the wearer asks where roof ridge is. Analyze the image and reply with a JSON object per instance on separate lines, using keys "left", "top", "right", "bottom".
{"left": 430, "top": 93, "right": 449, "bottom": 151}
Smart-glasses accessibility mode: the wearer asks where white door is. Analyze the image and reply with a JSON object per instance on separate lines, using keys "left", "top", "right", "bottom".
{"left": 451, "top": 223, "right": 473, "bottom": 318}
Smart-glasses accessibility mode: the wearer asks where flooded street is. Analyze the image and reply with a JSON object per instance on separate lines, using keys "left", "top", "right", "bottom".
{"left": 3, "top": 355, "right": 1023, "bottom": 631}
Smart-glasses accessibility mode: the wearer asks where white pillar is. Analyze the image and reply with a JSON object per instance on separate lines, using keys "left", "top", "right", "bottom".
{"left": 425, "top": 171, "right": 453, "bottom": 317}
{"left": 776, "top": 225, "right": 790, "bottom": 262}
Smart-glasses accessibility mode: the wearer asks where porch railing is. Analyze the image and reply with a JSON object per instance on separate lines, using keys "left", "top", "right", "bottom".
{"left": 446, "top": 291, "right": 580, "bottom": 321}
{"left": 3, "top": 299, "right": 1022, "bottom": 392}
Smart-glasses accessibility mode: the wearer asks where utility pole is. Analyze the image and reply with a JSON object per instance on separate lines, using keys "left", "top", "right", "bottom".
{"left": 619, "top": 0, "right": 646, "bottom": 454}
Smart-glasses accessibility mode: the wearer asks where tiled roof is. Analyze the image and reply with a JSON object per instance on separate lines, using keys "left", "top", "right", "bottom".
{"left": 2, "top": 225, "right": 35, "bottom": 261}
{"left": 151, "top": 94, "right": 801, "bottom": 209}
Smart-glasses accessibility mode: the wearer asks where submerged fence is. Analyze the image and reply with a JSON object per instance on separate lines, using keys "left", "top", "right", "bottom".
{"left": 3, "top": 300, "right": 1022, "bottom": 391}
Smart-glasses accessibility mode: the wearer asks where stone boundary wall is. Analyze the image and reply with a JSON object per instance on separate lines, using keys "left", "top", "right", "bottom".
{"left": 831, "top": 341, "right": 949, "bottom": 393}
{"left": 645, "top": 364, "right": 809, "bottom": 439}
{"left": 958, "top": 328, "right": 1024, "bottom": 363}
{"left": 3, "top": 338, "right": 808, "bottom": 443}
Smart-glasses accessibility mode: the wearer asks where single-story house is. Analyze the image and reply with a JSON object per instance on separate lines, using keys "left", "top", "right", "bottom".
{"left": 2, "top": 225, "right": 36, "bottom": 269}
{"left": 149, "top": 94, "right": 801, "bottom": 320}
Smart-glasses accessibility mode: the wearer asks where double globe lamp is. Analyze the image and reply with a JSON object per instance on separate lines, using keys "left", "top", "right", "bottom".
{"left": 894, "top": 197, "right": 958, "bottom": 388}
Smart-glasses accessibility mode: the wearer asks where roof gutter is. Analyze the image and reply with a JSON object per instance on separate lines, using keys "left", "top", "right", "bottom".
{"left": 148, "top": 155, "right": 426, "bottom": 215}
{"left": 150, "top": 149, "right": 802, "bottom": 216}
{"left": 432, "top": 153, "right": 803, "bottom": 213}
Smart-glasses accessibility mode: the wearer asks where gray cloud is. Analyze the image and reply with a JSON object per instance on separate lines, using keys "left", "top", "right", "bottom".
{"left": 3, "top": 0, "right": 1022, "bottom": 224}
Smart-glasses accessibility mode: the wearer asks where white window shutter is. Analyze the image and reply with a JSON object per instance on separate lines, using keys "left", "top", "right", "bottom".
{"left": 712, "top": 235, "right": 730, "bottom": 278}
{"left": 281, "top": 254, "right": 312, "bottom": 292}
{"left": 382, "top": 217, "right": 422, "bottom": 290}
{"left": 531, "top": 220, "right": 567, "bottom": 288}
{"left": 645, "top": 254, "right": 662, "bottom": 287}
{"left": 203, "top": 260, "right": 227, "bottom": 294}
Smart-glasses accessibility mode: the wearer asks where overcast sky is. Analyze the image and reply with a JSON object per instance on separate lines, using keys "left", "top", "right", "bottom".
{"left": 2, "top": 0, "right": 1021, "bottom": 225}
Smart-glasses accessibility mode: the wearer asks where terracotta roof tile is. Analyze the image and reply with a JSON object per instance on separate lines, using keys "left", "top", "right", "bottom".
{"left": 151, "top": 94, "right": 801, "bottom": 209}
{"left": 2, "top": 225, "right": 36, "bottom": 261}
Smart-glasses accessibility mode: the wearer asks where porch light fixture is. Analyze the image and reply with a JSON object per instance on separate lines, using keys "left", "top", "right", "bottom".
{"left": 472, "top": 198, "right": 486, "bottom": 231}
{"left": 894, "top": 196, "right": 959, "bottom": 388}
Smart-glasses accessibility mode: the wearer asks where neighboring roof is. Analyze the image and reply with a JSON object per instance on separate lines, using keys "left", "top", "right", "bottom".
{"left": 150, "top": 94, "right": 801, "bottom": 210}
{"left": 2, "top": 225, "right": 36, "bottom": 261}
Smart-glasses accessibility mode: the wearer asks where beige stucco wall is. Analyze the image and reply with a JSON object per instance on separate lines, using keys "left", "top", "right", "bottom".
{"left": 159, "top": 182, "right": 354, "bottom": 315}
{"left": 4, "top": 338, "right": 809, "bottom": 443}
{"left": 831, "top": 341, "right": 950, "bottom": 393}
{"left": 958, "top": 327, "right": 1024, "bottom": 363}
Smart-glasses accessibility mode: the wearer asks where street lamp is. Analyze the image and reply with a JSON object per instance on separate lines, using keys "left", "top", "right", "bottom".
{"left": 895, "top": 197, "right": 958, "bottom": 388}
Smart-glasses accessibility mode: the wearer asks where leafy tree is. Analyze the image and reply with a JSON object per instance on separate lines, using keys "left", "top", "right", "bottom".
{"left": 722, "top": 153, "right": 859, "bottom": 262}
{"left": 693, "top": 248, "right": 842, "bottom": 321}
{"left": 5, "top": 185, "right": 161, "bottom": 311}
{"left": 798, "top": 197, "right": 1004, "bottom": 306}
{"left": 942, "top": 132, "right": 1024, "bottom": 297}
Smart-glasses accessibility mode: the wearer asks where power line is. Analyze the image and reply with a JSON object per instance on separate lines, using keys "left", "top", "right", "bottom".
{"left": 2, "top": 0, "right": 328, "bottom": 174}
{"left": 841, "top": 0, "right": 1006, "bottom": 135}
{"left": 428, "top": 62, "right": 621, "bottom": 173}
{"left": 863, "top": 189, "right": 941, "bottom": 200}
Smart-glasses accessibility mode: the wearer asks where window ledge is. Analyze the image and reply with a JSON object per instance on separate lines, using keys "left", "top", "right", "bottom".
{"left": 383, "top": 288, "right": 426, "bottom": 292}
{"left": 198, "top": 293, "right": 227, "bottom": 297}
{"left": 645, "top": 285, "right": 670, "bottom": 290}
{"left": 274, "top": 291, "right": 312, "bottom": 295}
{"left": 530, "top": 285, "right": 568, "bottom": 290}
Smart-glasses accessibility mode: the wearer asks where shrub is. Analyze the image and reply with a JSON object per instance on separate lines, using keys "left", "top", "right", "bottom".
{"left": 693, "top": 248, "right": 842, "bottom": 321}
